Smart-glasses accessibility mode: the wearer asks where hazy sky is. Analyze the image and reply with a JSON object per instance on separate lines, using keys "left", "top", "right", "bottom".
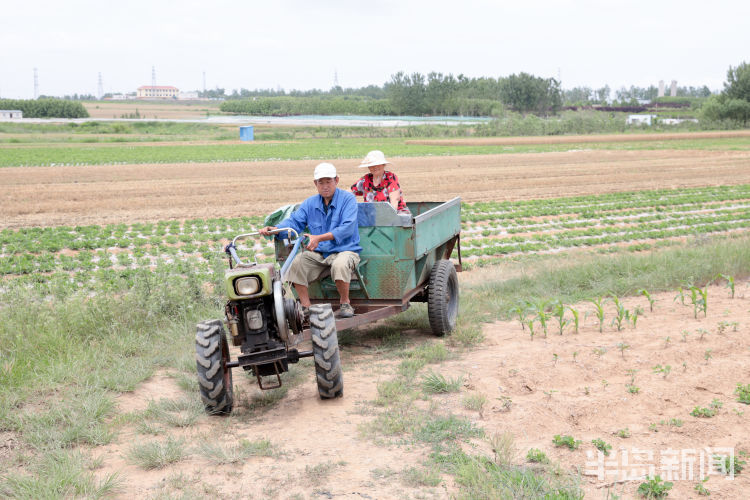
{"left": 1, "top": 0, "right": 748, "bottom": 99}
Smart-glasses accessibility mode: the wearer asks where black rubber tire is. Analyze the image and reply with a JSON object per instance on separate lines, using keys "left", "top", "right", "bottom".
{"left": 427, "top": 259, "right": 459, "bottom": 336}
{"left": 195, "top": 319, "right": 234, "bottom": 415}
{"left": 310, "top": 304, "right": 344, "bottom": 399}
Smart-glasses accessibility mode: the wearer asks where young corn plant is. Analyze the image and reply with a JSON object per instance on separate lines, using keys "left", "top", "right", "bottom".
{"left": 652, "top": 364, "right": 672, "bottom": 379}
{"left": 637, "top": 288, "right": 656, "bottom": 312}
{"left": 718, "top": 273, "right": 735, "bottom": 299}
{"left": 689, "top": 285, "right": 708, "bottom": 319}
{"left": 530, "top": 298, "right": 551, "bottom": 337}
{"left": 511, "top": 300, "right": 531, "bottom": 331}
{"left": 590, "top": 297, "right": 607, "bottom": 333}
{"left": 610, "top": 295, "right": 628, "bottom": 332}
{"left": 617, "top": 342, "right": 630, "bottom": 359}
{"left": 630, "top": 305, "right": 643, "bottom": 329}
{"left": 552, "top": 299, "right": 569, "bottom": 335}
{"left": 567, "top": 306, "right": 580, "bottom": 334}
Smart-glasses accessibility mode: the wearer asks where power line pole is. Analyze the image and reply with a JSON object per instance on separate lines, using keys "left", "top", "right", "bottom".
{"left": 152, "top": 66, "right": 156, "bottom": 87}
{"left": 33, "top": 68, "right": 39, "bottom": 99}
{"left": 203, "top": 71, "right": 206, "bottom": 93}
{"left": 98, "top": 72, "right": 103, "bottom": 100}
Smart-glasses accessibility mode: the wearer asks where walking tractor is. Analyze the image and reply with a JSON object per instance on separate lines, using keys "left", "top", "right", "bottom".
{"left": 195, "top": 198, "right": 462, "bottom": 414}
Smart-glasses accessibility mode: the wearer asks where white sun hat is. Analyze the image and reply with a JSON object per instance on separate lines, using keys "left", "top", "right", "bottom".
{"left": 313, "top": 162, "right": 338, "bottom": 180}
{"left": 358, "top": 150, "right": 392, "bottom": 168}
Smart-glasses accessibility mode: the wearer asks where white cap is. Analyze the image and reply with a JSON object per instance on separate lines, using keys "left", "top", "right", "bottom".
{"left": 313, "top": 162, "right": 337, "bottom": 180}
{"left": 358, "top": 150, "right": 392, "bottom": 168}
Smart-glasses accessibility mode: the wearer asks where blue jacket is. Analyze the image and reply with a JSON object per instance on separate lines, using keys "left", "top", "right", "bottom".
{"left": 276, "top": 188, "right": 361, "bottom": 257}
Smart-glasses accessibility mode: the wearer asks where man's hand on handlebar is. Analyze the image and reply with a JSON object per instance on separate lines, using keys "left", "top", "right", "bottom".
{"left": 258, "top": 226, "right": 277, "bottom": 236}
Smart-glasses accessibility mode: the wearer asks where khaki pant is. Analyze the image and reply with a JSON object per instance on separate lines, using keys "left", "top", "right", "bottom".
{"left": 285, "top": 251, "right": 360, "bottom": 287}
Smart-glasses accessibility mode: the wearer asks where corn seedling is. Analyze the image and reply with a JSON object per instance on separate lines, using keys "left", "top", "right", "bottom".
{"left": 652, "top": 364, "right": 671, "bottom": 379}
{"left": 675, "top": 286, "right": 686, "bottom": 305}
{"left": 590, "top": 297, "right": 607, "bottom": 333}
{"left": 718, "top": 273, "right": 736, "bottom": 298}
{"left": 735, "top": 383, "right": 750, "bottom": 404}
{"left": 617, "top": 342, "right": 630, "bottom": 359}
{"left": 511, "top": 300, "right": 530, "bottom": 331}
{"left": 704, "top": 349, "right": 712, "bottom": 363}
{"left": 552, "top": 434, "right": 581, "bottom": 450}
{"left": 592, "top": 438, "right": 612, "bottom": 456}
{"left": 610, "top": 295, "right": 628, "bottom": 332}
{"left": 637, "top": 288, "right": 656, "bottom": 312}
{"left": 680, "top": 330, "right": 690, "bottom": 342}
{"left": 552, "top": 299, "right": 568, "bottom": 335}
{"left": 552, "top": 353, "right": 559, "bottom": 366}
{"left": 689, "top": 285, "right": 708, "bottom": 318}
{"left": 593, "top": 347, "right": 607, "bottom": 358}
{"left": 697, "top": 328, "right": 709, "bottom": 341}
{"left": 526, "top": 319, "right": 536, "bottom": 341}
{"left": 566, "top": 306, "right": 580, "bottom": 334}
{"left": 602, "top": 379, "right": 609, "bottom": 390}
{"left": 630, "top": 305, "right": 643, "bottom": 328}
{"left": 530, "top": 298, "right": 551, "bottom": 337}
{"left": 627, "top": 384, "right": 640, "bottom": 394}
{"left": 572, "top": 351, "right": 579, "bottom": 363}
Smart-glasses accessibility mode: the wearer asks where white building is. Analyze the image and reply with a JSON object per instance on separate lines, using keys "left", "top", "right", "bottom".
{"left": 627, "top": 114, "right": 656, "bottom": 126}
{"left": 0, "top": 110, "right": 23, "bottom": 120}
{"left": 178, "top": 91, "right": 199, "bottom": 100}
{"left": 137, "top": 86, "right": 179, "bottom": 99}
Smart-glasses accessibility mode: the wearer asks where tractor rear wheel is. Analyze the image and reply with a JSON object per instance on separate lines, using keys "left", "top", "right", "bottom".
{"left": 310, "top": 304, "right": 343, "bottom": 399}
{"left": 195, "top": 319, "right": 234, "bottom": 415}
{"left": 427, "top": 259, "right": 459, "bottom": 336}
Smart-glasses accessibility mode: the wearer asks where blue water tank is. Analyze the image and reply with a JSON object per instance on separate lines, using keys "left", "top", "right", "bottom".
{"left": 239, "top": 126, "right": 254, "bottom": 141}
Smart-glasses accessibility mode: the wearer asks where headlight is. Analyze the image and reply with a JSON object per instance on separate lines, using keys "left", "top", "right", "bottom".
{"left": 234, "top": 277, "right": 260, "bottom": 296}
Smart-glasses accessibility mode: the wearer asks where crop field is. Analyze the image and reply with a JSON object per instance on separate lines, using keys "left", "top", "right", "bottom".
{"left": 2, "top": 184, "right": 750, "bottom": 286}
{"left": 3, "top": 127, "right": 750, "bottom": 499}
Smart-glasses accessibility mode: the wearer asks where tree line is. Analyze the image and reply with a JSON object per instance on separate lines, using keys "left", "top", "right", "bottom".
{"left": 700, "top": 62, "right": 750, "bottom": 126}
{"left": 221, "top": 71, "right": 563, "bottom": 117}
{"left": 0, "top": 98, "right": 89, "bottom": 118}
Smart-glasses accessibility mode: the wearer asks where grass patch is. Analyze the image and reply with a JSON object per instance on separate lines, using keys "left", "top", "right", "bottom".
{"left": 126, "top": 436, "right": 186, "bottom": 470}
{"left": 196, "top": 438, "right": 276, "bottom": 464}
{"left": 421, "top": 371, "right": 463, "bottom": 394}
{"left": 0, "top": 450, "right": 121, "bottom": 499}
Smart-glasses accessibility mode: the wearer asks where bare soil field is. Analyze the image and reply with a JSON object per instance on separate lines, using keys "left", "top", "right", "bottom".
{"left": 90, "top": 281, "right": 750, "bottom": 499}
{"left": 83, "top": 101, "right": 222, "bottom": 120}
{"left": 3, "top": 149, "right": 750, "bottom": 228}
{"left": 407, "top": 130, "right": 750, "bottom": 146}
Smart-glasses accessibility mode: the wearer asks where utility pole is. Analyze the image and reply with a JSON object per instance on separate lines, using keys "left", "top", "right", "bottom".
{"left": 98, "top": 72, "right": 103, "bottom": 100}
{"left": 33, "top": 68, "right": 39, "bottom": 99}
{"left": 152, "top": 66, "right": 156, "bottom": 87}
{"left": 203, "top": 71, "right": 206, "bottom": 93}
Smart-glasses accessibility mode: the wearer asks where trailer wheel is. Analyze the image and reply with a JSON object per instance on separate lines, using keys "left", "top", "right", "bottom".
{"left": 195, "top": 319, "right": 234, "bottom": 415}
{"left": 310, "top": 304, "right": 343, "bottom": 399}
{"left": 428, "top": 259, "right": 459, "bottom": 336}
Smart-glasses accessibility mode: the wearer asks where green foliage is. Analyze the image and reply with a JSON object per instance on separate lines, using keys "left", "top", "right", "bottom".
{"left": 500, "top": 72, "right": 562, "bottom": 116}
{"left": 552, "top": 434, "right": 581, "bottom": 450}
{"left": 592, "top": 438, "right": 612, "bottom": 456}
{"left": 421, "top": 371, "right": 463, "bottom": 394}
{"left": 735, "top": 383, "right": 750, "bottom": 404}
{"left": 714, "top": 453, "right": 746, "bottom": 475}
{"left": 0, "top": 98, "right": 89, "bottom": 118}
{"left": 526, "top": 448, "right": 550, "bottom": 463}
{"left": 637, "top": 476, "right": 673, "bottom": 498}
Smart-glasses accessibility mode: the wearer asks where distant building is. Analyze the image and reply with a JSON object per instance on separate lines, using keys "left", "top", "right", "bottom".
{"left": 0, "top": 110, "right": 23, "bottom": 119}
{"left": 177, "top": 91, "right": 199, "bottom": 100}
{"left": 137, "top": 86, "right": 179, "bottom": 99}
{"left": 627, "top": 114, "right": 656, "bottom": 126}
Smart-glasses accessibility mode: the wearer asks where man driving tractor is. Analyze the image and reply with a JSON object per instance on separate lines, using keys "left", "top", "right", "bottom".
{"left": 259, "top": 162, "right": 361, "bottom": 319}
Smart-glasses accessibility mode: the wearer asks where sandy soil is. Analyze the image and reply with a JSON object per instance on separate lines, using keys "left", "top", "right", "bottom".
{"left": 90, "top": 280, "right": 750, "bottom": 499}
{"left": 407, "top": 130, "right": 750, "bottom": 146}
{"left": 3, "top": 149, "right": 750, "bottom": 229}
{"left": 83, "top": 101, "right": 222, "bottom": 120}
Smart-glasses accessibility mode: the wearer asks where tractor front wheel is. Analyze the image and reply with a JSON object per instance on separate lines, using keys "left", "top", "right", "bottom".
{"left": 427, "top": 259, "right": 459, "bottom": 336}
{"left": 310, "top": 304, "right": 343, "bottom": 399}
{"left": 195, "top": 319, "right": 234, "bottom": 415}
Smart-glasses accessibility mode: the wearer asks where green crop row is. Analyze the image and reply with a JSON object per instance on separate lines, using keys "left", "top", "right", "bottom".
{"left": 2, "top": 136, "right": 750, "bottom": 167}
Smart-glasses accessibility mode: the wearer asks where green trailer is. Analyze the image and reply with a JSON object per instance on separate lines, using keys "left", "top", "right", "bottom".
{"left": 274, "top": 197, "right": 463, "bottom": 334}
{"left": 195, "top": 198, "right": 462, "bottom": 414}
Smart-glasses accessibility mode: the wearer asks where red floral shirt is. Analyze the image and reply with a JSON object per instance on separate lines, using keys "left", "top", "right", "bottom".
{"left": 351, "top": 171, "right": 408, "bottom": 212}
